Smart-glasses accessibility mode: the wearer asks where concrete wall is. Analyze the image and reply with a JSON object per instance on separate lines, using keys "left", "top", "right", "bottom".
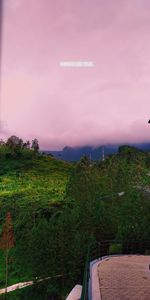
{"left": 66, "top": 285, "right": 82, "bottom": 300}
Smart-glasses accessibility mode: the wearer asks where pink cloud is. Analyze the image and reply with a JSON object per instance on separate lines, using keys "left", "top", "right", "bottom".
{"left": 1, "top": 0, "right": 150, "bottom": 149}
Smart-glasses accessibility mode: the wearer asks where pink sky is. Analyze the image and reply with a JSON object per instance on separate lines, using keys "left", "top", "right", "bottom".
{"left": 1, "top": 0, "right": 150, "bottom": 149}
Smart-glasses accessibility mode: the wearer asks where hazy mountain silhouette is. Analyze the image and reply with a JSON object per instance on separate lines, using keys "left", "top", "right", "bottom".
{"left": 43, "top": 143, "right": 150, "bottom": 161}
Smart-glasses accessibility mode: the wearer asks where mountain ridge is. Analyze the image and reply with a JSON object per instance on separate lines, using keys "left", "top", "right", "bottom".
{"left": 42, "top": 143, "right": 150, "bottom": 161}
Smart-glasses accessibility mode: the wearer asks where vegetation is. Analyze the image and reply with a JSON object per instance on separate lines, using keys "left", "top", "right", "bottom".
{"left": 0, "top": 137, "right": 150, "bottom": 299}
{"left": 109, "top": 243, "right": 122, "bottom": 255}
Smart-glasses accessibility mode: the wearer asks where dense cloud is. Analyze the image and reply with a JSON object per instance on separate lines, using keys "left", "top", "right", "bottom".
{"left": 1, "top": 0, "right": 150, "bottom": 149}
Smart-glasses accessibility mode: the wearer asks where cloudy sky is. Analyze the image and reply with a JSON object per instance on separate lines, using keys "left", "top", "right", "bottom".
{"left": 1, "top": 0, "right": 150, "bottom": 149}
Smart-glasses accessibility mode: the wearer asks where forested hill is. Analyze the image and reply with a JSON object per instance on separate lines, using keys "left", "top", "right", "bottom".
{"left": 0, "top": 138, "right": 150, "bottom": 299}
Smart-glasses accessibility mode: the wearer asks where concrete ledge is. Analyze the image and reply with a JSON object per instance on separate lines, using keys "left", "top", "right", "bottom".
{"left": 90, "top": 259, "right": 102, "bottom": 300}
{"left": 66, "top": 285, "right": 82, "bottom": 300}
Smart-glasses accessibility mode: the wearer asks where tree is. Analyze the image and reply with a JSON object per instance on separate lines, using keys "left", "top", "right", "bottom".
{"left": 23, "top": 140, "right": 30, "bottom": 149}
{"left": 6, "top": 136, "right": 24, "bottom": 157}
{"left": 0, "top": 139, "right": 5, "bottom": 145}
{"left": 0, "top": 212, "right": 14, "bottom": 298}
{"left": 31, "top": 139, "right": 39, "bottom": 152}
{"left": 26, "top": 140, "right": 30, "bottom": 149}
{"left": 6, "top": 136, "right": 20, "bottom": 149}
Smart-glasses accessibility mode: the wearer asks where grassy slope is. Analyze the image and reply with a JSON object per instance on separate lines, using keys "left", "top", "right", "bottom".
{"left": 0, "top": 155, "right": 73, "bottom": 209}
{"left": 0, "top": 154, "right": 73, "bottom": 288}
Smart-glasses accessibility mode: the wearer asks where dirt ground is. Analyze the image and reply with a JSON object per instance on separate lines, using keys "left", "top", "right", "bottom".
{"left": 98, "top": 255, "right": 150, "bottom": 300}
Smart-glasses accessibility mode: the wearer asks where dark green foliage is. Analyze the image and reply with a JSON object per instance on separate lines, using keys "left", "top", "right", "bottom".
{"left": 0, "top": 281, "right": 61, "bottom": 300}
{"left": 0, "top": 144, "right": 150, "bottom": 298}
{"left": 109, "top": 243, "right": 122, "bottom": 254}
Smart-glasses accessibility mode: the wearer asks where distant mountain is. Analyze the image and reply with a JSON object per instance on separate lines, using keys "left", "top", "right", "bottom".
{"left": 42, "top": 143, "right": 150, "bottom": 161}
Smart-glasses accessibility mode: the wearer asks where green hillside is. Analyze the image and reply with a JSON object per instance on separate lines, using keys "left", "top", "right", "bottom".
{"left": 0, "top": 139, "right": 150, "bottom": 299}
{"left": 0, "top": 153, "right": 72, "bottom": 212}
{"left": 0, "top": 140, "right": 73, "bottom": 297}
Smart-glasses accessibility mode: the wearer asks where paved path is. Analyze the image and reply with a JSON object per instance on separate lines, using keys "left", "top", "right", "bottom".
{"left": 0, "top": 275, "right": 58, "bottom": 294}
{"left": 97, "top": 255, "right": 150, "bottom": 300}
{"left": 0, "top": 281, "right": 33, "bottom": 294}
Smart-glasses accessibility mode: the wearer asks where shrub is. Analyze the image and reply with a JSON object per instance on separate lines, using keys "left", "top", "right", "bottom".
{"left": 109, "top": 243, "right": 122, "bottom": 255}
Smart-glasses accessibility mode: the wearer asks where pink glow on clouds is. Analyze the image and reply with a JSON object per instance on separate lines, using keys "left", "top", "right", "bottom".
{"left": 1, "top": 0, "right": 150, "bottom": 149}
